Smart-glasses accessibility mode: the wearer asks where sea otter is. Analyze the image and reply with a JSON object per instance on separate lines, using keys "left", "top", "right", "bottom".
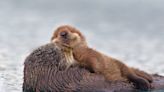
{"left": 51, "top": 25, "right": 153, "bottom": 90}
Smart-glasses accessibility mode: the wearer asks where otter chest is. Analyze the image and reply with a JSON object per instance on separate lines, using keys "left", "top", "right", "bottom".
{"left": 63, "top": 50, "right": 76, "bottom": 68}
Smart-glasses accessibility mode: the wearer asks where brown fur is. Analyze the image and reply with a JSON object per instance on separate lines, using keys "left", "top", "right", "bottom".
{"left": 51, "top": 25, "right": 153, "bottom": 90}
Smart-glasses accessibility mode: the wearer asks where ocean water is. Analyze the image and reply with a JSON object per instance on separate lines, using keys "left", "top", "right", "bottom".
{"left": 0, "top": 0, "right": 164, "bottom": 92}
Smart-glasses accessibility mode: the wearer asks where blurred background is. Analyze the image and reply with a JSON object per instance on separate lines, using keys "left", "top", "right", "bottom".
{"left": 0, "top": 0, "right": 164, "bottom": 92}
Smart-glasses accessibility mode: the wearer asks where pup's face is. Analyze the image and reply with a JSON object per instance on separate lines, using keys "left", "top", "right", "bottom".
{"left": 51, "top": 25, "right": 86, "bottom": 48}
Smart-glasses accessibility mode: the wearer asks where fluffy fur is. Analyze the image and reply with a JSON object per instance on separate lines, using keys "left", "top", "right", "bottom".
{"left": 51, "top": 25, "right": 153, "bottom": 90}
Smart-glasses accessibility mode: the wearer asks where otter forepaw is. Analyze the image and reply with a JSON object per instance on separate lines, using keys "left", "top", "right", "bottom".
{"left": 134, "top": 78, "right": 151, "bottom": 91}
{"left": 146, "top": 75, "right": 153, "bottom": 83}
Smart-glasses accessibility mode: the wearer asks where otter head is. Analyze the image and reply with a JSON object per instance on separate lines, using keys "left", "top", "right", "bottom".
{"left": 51, "top": 25, "right": 87, "bottom": 49}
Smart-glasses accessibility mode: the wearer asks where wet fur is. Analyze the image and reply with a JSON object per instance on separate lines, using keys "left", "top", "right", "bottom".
{"left": 51, "top": 25, "right": 153, "bottom": 90}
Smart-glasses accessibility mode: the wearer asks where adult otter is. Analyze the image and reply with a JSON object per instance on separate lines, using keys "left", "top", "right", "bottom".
{"left": 51, "top": 25, "right": 153, "bottom": 90}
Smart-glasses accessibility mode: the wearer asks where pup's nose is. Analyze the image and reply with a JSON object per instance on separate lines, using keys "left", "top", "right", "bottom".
{"left": 60, "top": 31, "right": 68, "bottom": 37}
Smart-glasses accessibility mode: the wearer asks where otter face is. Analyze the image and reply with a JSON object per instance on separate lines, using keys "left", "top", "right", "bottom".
{"left": 51, "top": 25, "right": 86, "bottom": 48}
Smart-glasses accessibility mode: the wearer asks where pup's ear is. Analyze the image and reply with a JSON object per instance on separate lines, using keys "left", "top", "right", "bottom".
{"left": 75, "top": 30, "right": 86, "bottom": 41}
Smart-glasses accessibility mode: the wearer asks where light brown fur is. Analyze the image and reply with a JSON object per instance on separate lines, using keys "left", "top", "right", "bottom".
{"left": 51, "top": 25, "right": 153, "bottom": 90}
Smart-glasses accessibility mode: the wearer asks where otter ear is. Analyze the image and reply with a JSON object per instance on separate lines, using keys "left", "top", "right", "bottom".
{"left": 77, "top": 31, "right": 86, "bottom": 41}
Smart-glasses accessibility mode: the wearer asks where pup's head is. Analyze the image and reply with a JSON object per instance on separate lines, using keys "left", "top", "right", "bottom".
{"left": 51, "top": 25, "right": 86, "bottom": 49}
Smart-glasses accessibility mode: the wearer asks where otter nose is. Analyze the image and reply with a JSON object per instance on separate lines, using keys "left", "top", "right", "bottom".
{"left": 60, "top": 31, "right": 68, "bottom": 37}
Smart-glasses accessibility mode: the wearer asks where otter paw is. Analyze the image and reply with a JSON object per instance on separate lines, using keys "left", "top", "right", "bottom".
{"left": 147, "top": 75, "right": 153, "bottom": 83}
{"left": 140, "top": 73, "right": 153, "bottom": 83}
{"left": 134, "top": 78, "right": 151, "bottom": 91}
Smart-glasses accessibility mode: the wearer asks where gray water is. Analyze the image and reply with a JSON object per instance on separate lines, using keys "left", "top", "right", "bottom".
{"left": 0, "top": 0, "right": 164, "bottom": 92}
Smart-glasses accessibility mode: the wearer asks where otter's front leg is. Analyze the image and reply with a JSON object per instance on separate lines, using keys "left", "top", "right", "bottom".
{"left": 131, "top": 68, "right": 153, "bottom": 83}
{"left": 127, "top": 73, "right": 151, "bottom": 90}
{"left": 113, "top": 59, "right": 152, "bottom": 90}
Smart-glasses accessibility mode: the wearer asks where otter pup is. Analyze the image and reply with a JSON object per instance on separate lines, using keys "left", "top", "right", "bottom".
{"left": 51, "top": 25, "right": 153, "bottom": 90}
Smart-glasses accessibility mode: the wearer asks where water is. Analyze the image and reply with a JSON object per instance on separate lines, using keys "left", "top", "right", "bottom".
{"left": 0, "top": 0, "right": 164, "bottom": 92}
